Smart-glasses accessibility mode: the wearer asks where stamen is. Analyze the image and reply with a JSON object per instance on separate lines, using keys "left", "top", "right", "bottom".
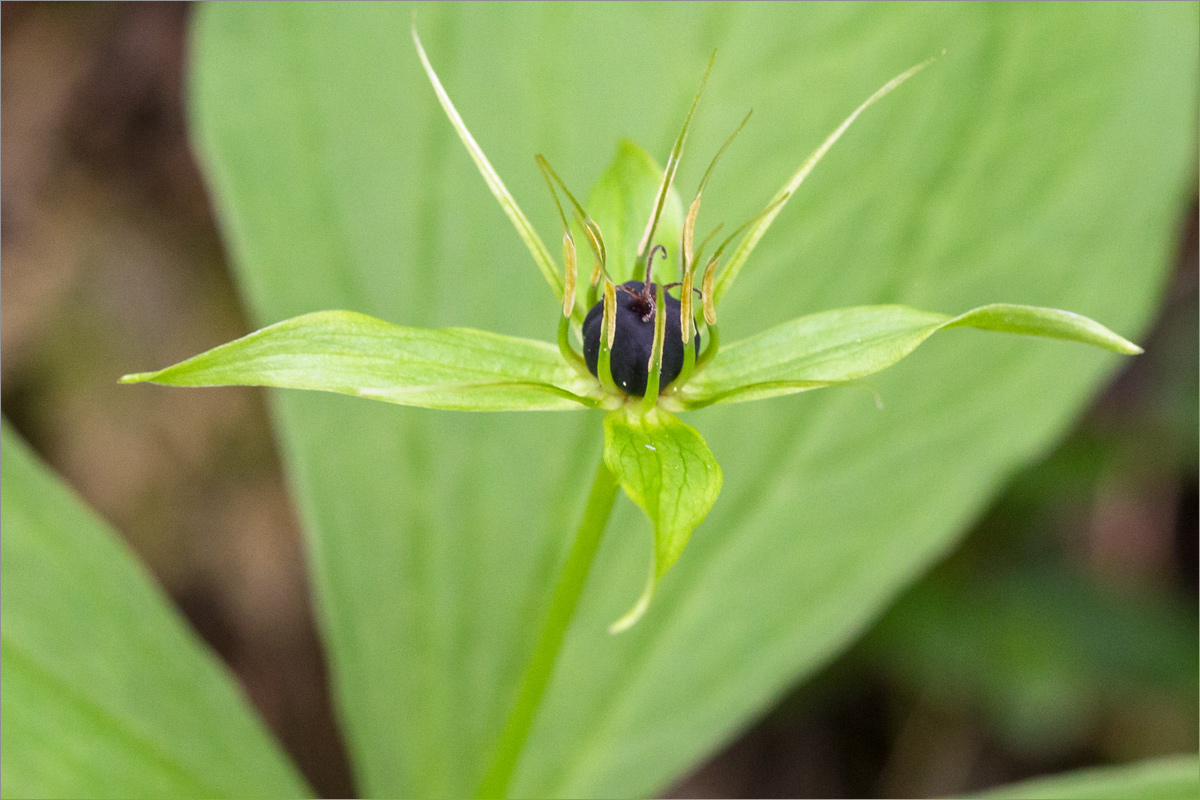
{"left": 557, "top": 312, "right": 587, "bottom": 373}
{"left": 596, "top": 281, "right": 619, "bottom": 395}
{"left": 603, "top": 281, "right": 617, "bottom": 350}
{"left": 697, "top": 195, "right": 788, "bottom": 326}
{"left": 696, "top": 323, "right": 719, "bottom": 370}
{"left": 536, "top": 155, "right": 611, "bottom": 286}
{"left": 681, "top": 222, "right": 723, "bottom": 341}
{"left": 536, "top": 156, "right": 578, "bottom": 318}
{"left": 562, "top": 232, "right": 577, "bottom": 318}
{"left": 639, "top": 282, "right": 669, "bottom": 413}
{"left": 682, "top": 110, "right": 752, "bottom": 269}
{"left": 674, "top": 317, "right": 699, "bottom": 388}
{"left": 680, "top": 268, "right": 695, "bottom": 342}
{"left": 636, "top": 51, "right": 716, "bottom": 262}
{"left": 701, "top": 257, "right": 719, "bottom": 325}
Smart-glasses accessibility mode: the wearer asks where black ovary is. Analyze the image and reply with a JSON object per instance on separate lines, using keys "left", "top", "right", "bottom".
{"left": 582, "top": 281, "right": 699, "bottom": 397}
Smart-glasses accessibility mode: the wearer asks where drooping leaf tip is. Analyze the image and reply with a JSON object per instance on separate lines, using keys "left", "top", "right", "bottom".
{"left": 608, "top": 560, "right": 655, "bottom": 635}
{"left": 607, "top": 599, "right": 649, "bottom": 635}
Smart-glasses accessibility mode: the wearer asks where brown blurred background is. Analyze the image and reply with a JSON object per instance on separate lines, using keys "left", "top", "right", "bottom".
{"left": 2, "top": 5, "right": 1195, "bottom": 798}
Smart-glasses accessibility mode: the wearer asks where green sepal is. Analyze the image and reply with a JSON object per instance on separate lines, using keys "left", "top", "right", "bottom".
{"left": 602, "top": 406, "right": 723, "bottom": 632}
{"left": 412, "top": 26, "right": 563, "bottom": 302}
{"left": 679, "top": 303, "right": 1141, "bottom": 408}
{"left": 122, "top": 310, "right": 602, "bottom": 411}
{"left": 712, "top": 54, "right": 939, "bottom": 306}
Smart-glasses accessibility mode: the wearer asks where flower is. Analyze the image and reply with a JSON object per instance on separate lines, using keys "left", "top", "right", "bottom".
{"left": 122, "top": 28, "right": 1141, "bottom": 632}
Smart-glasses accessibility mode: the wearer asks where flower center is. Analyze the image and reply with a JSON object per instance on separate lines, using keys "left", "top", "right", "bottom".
{"left": 581, "top": 281, "right": 699, "bottom": 397}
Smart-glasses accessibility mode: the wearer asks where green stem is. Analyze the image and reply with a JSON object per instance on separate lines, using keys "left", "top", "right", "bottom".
{"left": 475, "top": 456, "right": 620, "bottom": 798}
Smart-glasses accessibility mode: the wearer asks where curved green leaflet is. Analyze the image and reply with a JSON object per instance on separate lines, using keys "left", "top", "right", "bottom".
{"left": 602, "top": 407, "right": 723, "bottom": 633}
{"left": 679, "top": 303, "right": 1142, "bottom": 407}
{"left": 0, "top": 425, "right": 311, "bottom": 798}
{"left": 121, "top": 311, "right": 599, "bottom": 412}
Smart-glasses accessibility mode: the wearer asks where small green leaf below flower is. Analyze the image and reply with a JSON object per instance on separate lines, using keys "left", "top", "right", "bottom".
{"left": 678, "top": 303, "right": 1142, "bottom": 408}
{"left": 120, "top": 310, "right": 602, "bottom": 412}
{"left": 602, "top": 405, "right": 722, "bottom": 633}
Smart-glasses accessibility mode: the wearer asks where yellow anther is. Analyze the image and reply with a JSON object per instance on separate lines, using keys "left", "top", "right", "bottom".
{"left": 680, "top": 269, "right": 695, "bottom": 342}
{"left": 603, "top": 281, "right": 617, "bottom": 349}
{"left": 701, "top": 258, "right": 718, "bottom": 326}
{"left": 562, "top": 232, "right": 577, "bottom": 317}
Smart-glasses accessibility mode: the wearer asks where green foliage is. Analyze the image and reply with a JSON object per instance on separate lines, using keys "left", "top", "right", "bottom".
{"left": 0, "top": 425, "right": 311, "bottom": 799}
{"left": 121, "top": 310, "right": 598, "bottom": 411}
{"left": 867, "top": 566, "right": 1199, "bottom": 754}
{"left": 3, "top": 3, "right": 1195, "bottom": 799}
{"left": 603, "top": 407, "right": 722, "bottom": 631}
{"left": 183, "top": 3, "right": 1193, "bottom": 796}
{"left": 681, "top": 303, "right": 1141, "bottom": 407}
{"left": 974, "top": 754, "right": 1200, "bottom": 800}
{"left": 119, "top": 162, "right": 1139, "bottom": 643}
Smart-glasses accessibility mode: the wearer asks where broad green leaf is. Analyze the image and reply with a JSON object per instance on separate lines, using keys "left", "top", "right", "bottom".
{"left": 972, "top": 754, "right": 1200, "bottom": 800}
{"left": 191, "top": 4, "right": 1196, "bottom": 797}
{"left": 602, "top": 407, "right": 723, "bottom": 632}
{"left": 0, "top": 424, "right": 310, "bottom": 799}
{"left": 679, "top": 303, "right": 1141, "bottom": 407}
{"left": 121, "top": 310, "right": 598, "bottom": 411}
{"left": 587, "top": 140, "right": 686, "bottom": 285}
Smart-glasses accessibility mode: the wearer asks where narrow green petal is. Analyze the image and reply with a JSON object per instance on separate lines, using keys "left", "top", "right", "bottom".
{"left": 713, "top": 54, "right": 940, "bottom": 305}
{"left": 412, "top": 25, "right": 563, "bottom": 300}
{"left": 587, "top": 141, "right": 685, "bottom": 284}
{"left": 122, "top": 310, "right": 600, "bottom": 411}
{"left": 636, "top": 52, "right": 713, "bottom": 262}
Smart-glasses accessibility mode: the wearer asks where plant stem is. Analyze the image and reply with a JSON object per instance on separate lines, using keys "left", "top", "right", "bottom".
{"left": 475, "top": 456, "right": 620, "bottom": 798}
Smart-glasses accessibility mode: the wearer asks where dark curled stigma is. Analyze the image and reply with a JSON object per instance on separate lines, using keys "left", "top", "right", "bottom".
{"left": 582, "top": 281, "right": 700, "bottom": 397}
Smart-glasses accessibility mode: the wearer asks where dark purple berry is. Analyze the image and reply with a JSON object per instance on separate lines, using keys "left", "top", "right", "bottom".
{"left": 582, "top": 281, "right": 700, "bottom": 397}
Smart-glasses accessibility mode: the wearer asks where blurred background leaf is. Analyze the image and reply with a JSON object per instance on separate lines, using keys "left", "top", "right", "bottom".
{"left": 188, "top": 3, "right": 1196, "bottom": 797}
{"left": 974, "top": 753, "right": 1199, "bottom": 800}
{"left": 867, "top": 566, "right": 1197, "bottom": 757}
{"left": 0, "top": 424, "right": 310, "bottom": 798}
